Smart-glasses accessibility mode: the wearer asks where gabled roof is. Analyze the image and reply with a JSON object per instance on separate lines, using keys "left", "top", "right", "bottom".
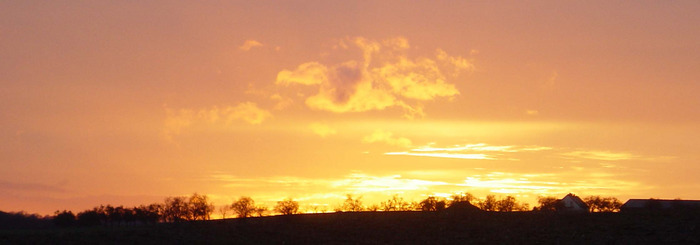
{"left": 562, "top": 193, "right": 588, "bottom": 209}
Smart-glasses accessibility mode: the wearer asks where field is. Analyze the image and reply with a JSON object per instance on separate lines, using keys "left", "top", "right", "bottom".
{"left": 2, "top": 211, "right": 698, "bottom": 244}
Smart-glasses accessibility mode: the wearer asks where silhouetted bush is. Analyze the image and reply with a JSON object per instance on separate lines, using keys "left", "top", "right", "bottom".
{"left": 0, "top": 211, "right": 52, "bottom": 229}
{"left": 53, "top": 210, "right": 76, "bottom": 227}
{"left": 584, "top": 196, "right": 623, "bottom": 212}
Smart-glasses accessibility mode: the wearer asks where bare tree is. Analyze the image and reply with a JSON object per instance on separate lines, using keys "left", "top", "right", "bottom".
{"left": 420, "top": 196, "right": 447, "bottom": 211}
{"left": 478, "top": 195, "right": 498, "bottom": 211}
{"left": 274, "top": 198, "right": 299, "bottom": 215}
{"left": 219, "top": 205, "right": 230, "bottom": 219}
{"left": 163, "top": 196, "right": 191, "bottom": 222}
{"left": 496, "top": 196, "right": 517, "bottom": 212}
{"left": 367, "top": 204, "right": 380, "bottom": 212}
{"left": 231, "top": 196, "right": 256, "bottom": 218}
{"left": 449, "top": 192, "right": 476, "bottom": 206}
{"left": 255, "top": 205, "right": 268, "bottom": 217}
{"left": 584, "top": 196, "right": 623, "bottom": 212}
{"left": 189, "top": 193, "right": 215, "bottom": 220}
{"left": 342, "top": 194, "right": 364, "bottom": 212}
{"left": 381, "top": 195, "right": 412, "bottom": 211}
{"left": 534, "top": 196, "right": 560, "bottom": 212}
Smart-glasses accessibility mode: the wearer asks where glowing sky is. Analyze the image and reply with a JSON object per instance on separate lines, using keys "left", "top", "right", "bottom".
{"left": 2, "top": 1, "right": 699, "bottom": 215}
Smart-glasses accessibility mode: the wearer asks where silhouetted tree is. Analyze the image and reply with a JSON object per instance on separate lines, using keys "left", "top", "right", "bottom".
{"left": 420, "top": 196, "right": 447, "bottom": 211}
{"left": 163, "top": 196, "right": 191, "bottom": 222}
{"left": 255, "top": 205, "right": 268, "bottom": 217}
{"left": 133, "top": 205, "right": 149, "bottom": 224}
{"left": 189, "top": 193, "right": 215, "bottom": 220}
{"left": 449, "top": 192, "right": 476, "bottom": 207}
{"left": 478, "top": 195, "right": 498, "bottom": 211}
{"left": 231, "top": 196, "right": 256, "bottom": 218}
{"left": 123, "top": 207, "right": 136, "bottom": 225}
{"left": 381, "top": 194, "right": 412, "bottom": 211}
{"left": 584, "top": 196, "right": 622, "bottom": 212}
{"left": 219, "top": 205, "right": 230, "bottom": 219}
{"left": 274, "top": 198, "right": 300, "bottom": 215}
{"left": 104, "top": 205, "right": 128, "bottom": 225}
{"left": 367, "top": 204, "right": 380, "bottom": 212}
{"left": 496, "top": 196, "right": 517, "bottom": 212}
{"left": 342, "top": 194, "right": 364, "bottom": 212}
{"left": 534, "top": 196, "right": 560, "bottom": 212}
{"left": 53, "top": 210, "right": 76, "bottom": 227}
{"left": 145, "top": 203, "right": 163, "bottom": 223}
{"left": 76, "top": 208, "right": 103, "bottom": 226}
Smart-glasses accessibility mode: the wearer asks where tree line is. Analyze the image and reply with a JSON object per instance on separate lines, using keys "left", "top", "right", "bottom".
{"left": 24, "top": 193, "right": 626, "bottom": 228}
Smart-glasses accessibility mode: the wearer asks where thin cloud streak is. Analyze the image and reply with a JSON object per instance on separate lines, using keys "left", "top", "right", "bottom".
{"left": 384, "top": 152, "right": 493, "bottom": 160}
{"left": 562, "top": 151, "right": 637, "bottom": 161}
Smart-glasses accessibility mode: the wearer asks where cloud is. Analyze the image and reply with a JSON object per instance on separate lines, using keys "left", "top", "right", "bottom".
{"left": 309, "top": 122, "right": 336, "bottom": 138}
{"left": 270, "top": 93, "right": 294, "bottom": 110}
{"left": 0, "top": 180, "right": 66, "bottom": 193}
{"left": 275, "top": 37, "right": 473, "bottom": 117}
{"left": 239, "top": 39, "right": 263, "bottom": 51}
{"left": 163, "top": 102, "right": 272, "bottom": 139}
{"left": 385, "top": 152, "right": 493, "bottom": 160}
{"left": 331, "top": 173, "right": 448, "bottom": 192}
{"left": 411, "top": 143, "right": 551, "bottom": 153}
{"left": 384, "top": 143, "right": 552, "bottom": 160}
{"left": 276, "top": 62, "right": 328, "bottom": 86}
{"left": 562, "top": 151, "right": 637, "bottom": 161}
{"left": 362, "top": 130, "right": 412, "bottom": 148}
{"left": 227, "top": 102, "right": 273, "bottom": 125}
{"left": 526, "top": 110, "right": 539, "bottom": 115}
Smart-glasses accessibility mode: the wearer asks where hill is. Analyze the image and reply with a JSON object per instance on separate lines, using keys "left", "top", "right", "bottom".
{"left": 2, "top": 211, "right": 698, "bottom": 244}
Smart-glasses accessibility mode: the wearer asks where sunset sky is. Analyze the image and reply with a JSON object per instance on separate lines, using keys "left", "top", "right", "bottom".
{"left": 2, "top": 1, "right": 699, "bottom": 215}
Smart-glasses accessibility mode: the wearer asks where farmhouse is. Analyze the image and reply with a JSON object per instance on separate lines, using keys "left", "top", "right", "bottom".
{"left": 557, "top": 193, "right": 589, "bottom": 213}
{"left": 621, "top": 199, "right": 700, "bottom": 212}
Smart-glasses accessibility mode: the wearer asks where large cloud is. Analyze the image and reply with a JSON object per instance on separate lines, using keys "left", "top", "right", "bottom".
{"left": 276, "top": 37, "right": 472, "bottom": 118}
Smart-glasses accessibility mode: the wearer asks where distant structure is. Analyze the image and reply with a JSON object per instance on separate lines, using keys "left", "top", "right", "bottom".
{"left": 445, "top": 201, "right": 482, "bottom": 215}
{"left": 621, "top": 199, "right": 700, "bottom": 212}
{"left": 557, "top": 193, "right": 589, "bottom": 213}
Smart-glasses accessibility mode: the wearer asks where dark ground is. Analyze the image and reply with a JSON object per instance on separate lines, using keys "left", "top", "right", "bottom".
{"left": 2, "top": 211, "right": 698, "bottom": 244}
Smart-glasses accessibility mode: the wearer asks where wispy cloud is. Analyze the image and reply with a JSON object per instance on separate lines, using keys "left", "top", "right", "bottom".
{"left": 385, "top": 152, "right": 492, "bottom": 160}
{"left": 163, "top": 102, "right": 272, "bottom": 140}
{"left": 385, "top": 143, "right": 551, "bottom": 160}
{"left": 0, "top": 181, "right": 66, "bottom": 193}
{"left": 238, "top": 39, "right": 263, "bottom": 51}
{"left": 309, "top": 122, "right": 336, "bottom": 138}
{"left": 562, "top": 150, "right": 637, "bottom": 161}
{"left": 332, "top": 173, "right": 448, "bottom": 192}
{"left": 362, "top": 130, "right": 412, "bottom": 148}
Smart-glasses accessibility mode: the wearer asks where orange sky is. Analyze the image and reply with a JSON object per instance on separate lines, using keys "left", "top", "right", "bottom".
{"left": 2, "top": 1, "right": 699, "bottom": 215}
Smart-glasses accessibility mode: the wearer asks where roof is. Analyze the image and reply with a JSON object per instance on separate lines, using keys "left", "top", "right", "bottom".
{"left": 622, "top": 199, "right": 700, "bottom": 209}
{"left": 562, "top": 193, "right": 588, "bottom": 209}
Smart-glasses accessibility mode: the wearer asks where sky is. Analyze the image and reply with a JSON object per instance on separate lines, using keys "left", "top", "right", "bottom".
{"left": 1, "top": 1, "right": 699, "bottom": 215}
